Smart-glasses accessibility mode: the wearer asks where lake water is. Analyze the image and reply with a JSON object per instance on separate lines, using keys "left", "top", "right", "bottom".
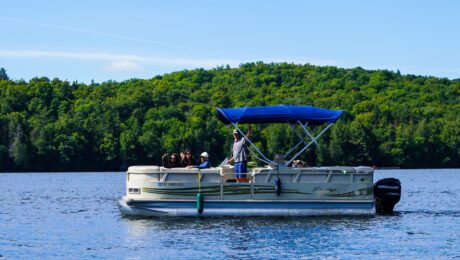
{"left": 1, "top": 169, "right": 459, "bottom": 259}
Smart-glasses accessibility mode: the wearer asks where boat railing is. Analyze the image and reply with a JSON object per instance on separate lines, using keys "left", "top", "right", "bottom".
{"left": 125, "top": 166, "right": 374, "bottom": 200}
{"left": 127, "top": 166, "right": 373, "bottom": 185}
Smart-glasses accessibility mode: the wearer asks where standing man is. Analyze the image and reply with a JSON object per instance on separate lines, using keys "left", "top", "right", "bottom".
{"left": 227, "top": 125, "right": 251, "bottom": 183}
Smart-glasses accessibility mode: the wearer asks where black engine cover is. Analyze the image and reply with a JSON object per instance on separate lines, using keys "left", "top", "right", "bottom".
{"left": 374, "top": 178, "right": 401, "bottom": 213}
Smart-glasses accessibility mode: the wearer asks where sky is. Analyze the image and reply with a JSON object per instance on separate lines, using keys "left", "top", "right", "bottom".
{"left": 1, "top": 0, "right": 460, "bottom": 83}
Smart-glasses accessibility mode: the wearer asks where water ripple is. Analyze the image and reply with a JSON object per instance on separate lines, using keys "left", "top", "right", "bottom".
{"left": 0, "top": 169, "right": 459, "bottom": 258}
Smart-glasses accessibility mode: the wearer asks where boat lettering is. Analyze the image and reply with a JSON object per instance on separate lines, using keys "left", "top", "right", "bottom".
{"left": 377, "top": 185, "right": 399, "bottom": 190}
{"left": 157, "top": 182, "right": 183, "bottom": 187}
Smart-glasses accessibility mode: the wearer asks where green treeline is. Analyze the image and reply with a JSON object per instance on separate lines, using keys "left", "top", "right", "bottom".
{"left": 0, "top": 63, "right": 459, "bottom": 171}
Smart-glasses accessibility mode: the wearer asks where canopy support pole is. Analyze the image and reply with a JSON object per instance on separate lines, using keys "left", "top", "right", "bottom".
{"left": 284, "top": 122, "right": 319, "bottom": 158}
{"left": 284, "top": 123, "right": 307, "bottom": 158}
{"left": 285, "top": 123, "right": 334, "bottom": 166}
{"left": 247, "top": 148, "right": 272, "bottom": 165}
{"left": 292, "top": 122, "right": 309, "bottom": 144}
{"left": 298, "top": 121, "right": 318, "bottom": 145}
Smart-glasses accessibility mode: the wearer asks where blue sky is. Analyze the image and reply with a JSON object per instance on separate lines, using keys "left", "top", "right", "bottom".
{"left": 1, "top": 0, "right": 460, "bottom": 83}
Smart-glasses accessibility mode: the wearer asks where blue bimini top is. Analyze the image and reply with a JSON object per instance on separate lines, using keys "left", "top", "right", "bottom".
{"left": 216, "top": 105, "right": 343, "bottom": 125}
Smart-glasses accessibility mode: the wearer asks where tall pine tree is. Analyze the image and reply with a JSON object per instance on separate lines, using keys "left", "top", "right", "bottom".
{"left": 0, "top": 68, "right": 9, "bottom": 81}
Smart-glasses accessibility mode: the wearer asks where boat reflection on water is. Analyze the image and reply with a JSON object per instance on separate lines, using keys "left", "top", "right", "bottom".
{"left": 120, "top": 215, "right": 377, "bottom": 258}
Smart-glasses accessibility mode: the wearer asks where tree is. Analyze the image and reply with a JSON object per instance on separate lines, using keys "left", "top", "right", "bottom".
{"left": 0, "top": 68, "right": 9, "bottom": 81}
{"left": 1, "top": 62, "right": 459, "bottom": 171}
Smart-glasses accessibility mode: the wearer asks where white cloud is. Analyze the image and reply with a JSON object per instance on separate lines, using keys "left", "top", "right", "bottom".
{"left": 0, "top": 49, "right": 242, "bottom": 67}
{"left": 102, "top": 61, "right": 144, "bottom": 72}
{"left": 0, "top": 50, "right": 150, "bottom": 62}
{"left": 0, "top": 49, "right": 340, "bottom": 69}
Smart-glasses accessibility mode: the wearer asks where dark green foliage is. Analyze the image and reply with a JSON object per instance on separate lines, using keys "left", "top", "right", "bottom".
{"left": 0, "top": 63, "right": 458, "bottom": 171}
{"left": 0, "top": 68, "right": 9, "bottom": 81}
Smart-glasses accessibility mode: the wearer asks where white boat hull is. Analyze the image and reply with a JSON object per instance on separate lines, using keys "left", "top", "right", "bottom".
{"left": 117, "top": 199, "right": 375, "bottom": 217}
{"left": 118, "top": 165, "right": 378, "bottom": 217}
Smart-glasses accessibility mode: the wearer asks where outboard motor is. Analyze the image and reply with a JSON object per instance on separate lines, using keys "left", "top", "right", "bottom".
{"left": 374, "top": 178, "right": 401, "bottom": 214}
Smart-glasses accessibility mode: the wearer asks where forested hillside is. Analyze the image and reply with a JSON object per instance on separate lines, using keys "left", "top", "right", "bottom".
{"left": 0, "top": 63, "right": 458, "bottom": 171}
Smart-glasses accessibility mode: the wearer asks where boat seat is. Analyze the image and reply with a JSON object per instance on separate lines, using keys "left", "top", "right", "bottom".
{"left": 127, "top": 166, "right": 161, "bottom": 182}
{"left": 127, "top": 165, "right": 160, "bottom": 173}
{"left": 159, "top": 167, "right": 221, "bottom": 183}
{"left": 252, "top": 168, "right": 295, "bottom": 183}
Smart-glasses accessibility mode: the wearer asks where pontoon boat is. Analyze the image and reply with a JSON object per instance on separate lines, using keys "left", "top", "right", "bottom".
{"left": 117, "top": 105, "right": 401, "bottom": 217}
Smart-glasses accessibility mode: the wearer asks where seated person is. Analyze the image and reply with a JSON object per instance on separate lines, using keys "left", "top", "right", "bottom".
{"left": 292, "top": 159, "right": 308, "bottom": 168}
{"left": 180, "top": 148, "right": 196, "bottom": 167}
{"left": 186, "top": 152, "right": 211, "bottom": 169}
{"left": 162, "top": 153, "right": 183, "bottom": 168}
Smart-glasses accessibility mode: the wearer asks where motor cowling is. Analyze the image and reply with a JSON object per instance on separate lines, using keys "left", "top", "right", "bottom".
{"left": 374, "top": 178, "right": 401, "bottom": 214}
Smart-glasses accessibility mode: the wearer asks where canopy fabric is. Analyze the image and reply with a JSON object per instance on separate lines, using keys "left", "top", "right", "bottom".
{"left": 216, "top": 105, "right": 343, "bottom": 125}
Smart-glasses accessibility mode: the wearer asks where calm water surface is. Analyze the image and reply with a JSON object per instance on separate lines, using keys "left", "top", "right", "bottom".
{"left": 1, "top": 169, "right": 459, "bottom": 259}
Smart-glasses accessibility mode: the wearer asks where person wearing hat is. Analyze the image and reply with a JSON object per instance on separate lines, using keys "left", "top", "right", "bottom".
{"left": 186, "top": 152, "right": 211, "bottom": 169}
{"left": 227, "top": 125, "right": 251, "bottom": 182}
